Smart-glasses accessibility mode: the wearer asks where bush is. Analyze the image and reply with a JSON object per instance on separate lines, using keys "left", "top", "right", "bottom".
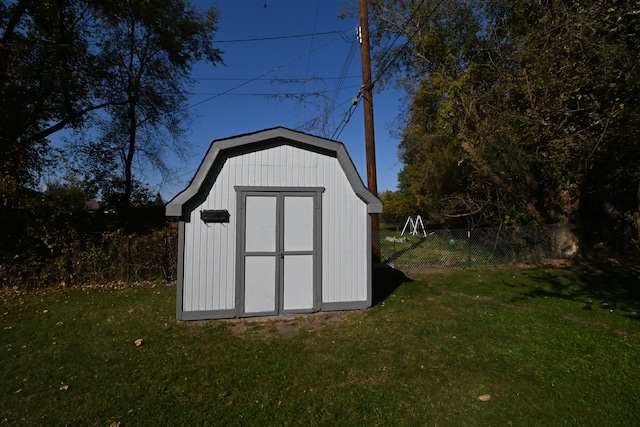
{"left": 1, "top": 226, "right": 178, "bottom": 288}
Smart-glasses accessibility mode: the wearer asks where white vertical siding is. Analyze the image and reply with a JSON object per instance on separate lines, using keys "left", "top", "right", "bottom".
{"left": 181, "top": 143, "right": 369, "bottom": 313}
{"left": 319, "top": 154, "right": 368, "bottom": 304}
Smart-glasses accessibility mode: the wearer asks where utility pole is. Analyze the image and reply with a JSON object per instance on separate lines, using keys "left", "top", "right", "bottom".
{"left": 358, "top": 0, "right": 381, "bottom": 262}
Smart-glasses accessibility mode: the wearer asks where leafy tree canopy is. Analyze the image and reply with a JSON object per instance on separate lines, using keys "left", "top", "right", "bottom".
{"left": 1, "top": 0, "right": 222, "bottom": 258}
{"left": 370, "top": 0, "right": 640, "bottom": 247}
{"left": 1, "top": 0, "right": 221, "bottom": 189}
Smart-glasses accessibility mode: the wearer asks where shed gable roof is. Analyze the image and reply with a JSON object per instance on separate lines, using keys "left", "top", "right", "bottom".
{"left": 166, "top": 127, "right": 382, "bottom": 217}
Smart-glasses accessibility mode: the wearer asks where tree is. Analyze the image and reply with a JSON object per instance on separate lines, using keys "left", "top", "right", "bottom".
{"left": 370, "top": 0, "right": 640, "bottom": 252}
{"left": 1, "top": 0, "right": 222, "bottom": 271}
{"left": 369, "top": 0, "right": 489, "bottom": 225}
{"left": 1, "top": 0, "right": 96, "bottom": 266}
{"left": 69, "top": 0, "right": 223, "bottom": 225}
{"left": 379, "top": 190, "right": 410, "bottom": 226}
{"left": 1, "top": 1, "right": 91, "bottom": 185}
{"left": 472, "top": 0, "right": 640, "bottom": 246}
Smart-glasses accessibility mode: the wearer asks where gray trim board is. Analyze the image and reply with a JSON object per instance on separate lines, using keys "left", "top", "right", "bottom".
{"left": 366, "top": 213, "right": 373, "bottom": 308}
{"left": 322, "top": 300, "right": 371, "bottom": 311}
{"left": 180, "top": 309, "right": 236, "bottom": 321}
{"left": 166, "top": 127, "right": 381, "bottom": 217}
{"left": 175, "top": 221, "right": 186, "bottom": 320}
{"left": 235, "top": 186, "right": 326, "bottom": 193}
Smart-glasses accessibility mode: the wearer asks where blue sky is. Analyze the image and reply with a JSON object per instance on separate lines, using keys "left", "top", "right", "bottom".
{"left": 162, "top": 0, "right": 406, "bottom": 200}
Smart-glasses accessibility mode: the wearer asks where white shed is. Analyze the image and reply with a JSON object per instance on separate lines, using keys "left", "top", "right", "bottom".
{"left": 166, "top": 127, "right": 382, "bottom": 320}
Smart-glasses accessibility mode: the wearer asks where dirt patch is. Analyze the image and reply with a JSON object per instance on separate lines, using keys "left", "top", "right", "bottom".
{"left": 185, "top": 311, "right": 353, "bottom": 338}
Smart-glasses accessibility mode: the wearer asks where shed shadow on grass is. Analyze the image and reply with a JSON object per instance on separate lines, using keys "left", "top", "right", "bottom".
{"left": 383, "top": 236, "right": 427, "bottom": 264}
{"left": 518, "top": 262, "right": 640, "bottom": 320}
{"left": 372, "top": 263, "right": 413, "bottom": 306}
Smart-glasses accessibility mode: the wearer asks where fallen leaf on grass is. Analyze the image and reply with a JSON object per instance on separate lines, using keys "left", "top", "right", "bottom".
{"left": 55, "top": 321, "right": 63, "bottom": 326}
{"left": 59, "top": 385, "right": 69, "bottom": 391}
{"left": 109, "top": 422, "right": 121, "bottom": 427}
{"left": 478, "top": 394, "right": 491, "bottom": 402}
{"left": 134, "top": 338, "right": 143, "bottom": 347}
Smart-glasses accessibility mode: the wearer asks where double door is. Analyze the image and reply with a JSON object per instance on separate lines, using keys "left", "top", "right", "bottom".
{"left": 237, "top": 189, "right": 322, "bottom": 316}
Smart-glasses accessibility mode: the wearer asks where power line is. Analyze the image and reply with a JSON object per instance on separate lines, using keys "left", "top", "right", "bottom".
{"left": 191, "top": 76, "right": 360, "bottom": 82}
{"left": 331, "top": 86, "right": 363, "bottom": 140}
{"left": 187, "top": 84, "right": 361, "bottom": 98}
{"left": 188, "top": 35, "right": 346, "bottom": 110}
{"left": 214, "top": 30, "right": 351, "bottom": 44}
{"left": 1, "top": 31, "right": 353, "bottom": 48}
{"left": 329, "top": 32, "right": 359, "bottom": 108}
{"left": 326, "top": 0, "right": 444, "bottom": 140}
{"left": 303, "top": 0, "right": 322, "bottom": 83}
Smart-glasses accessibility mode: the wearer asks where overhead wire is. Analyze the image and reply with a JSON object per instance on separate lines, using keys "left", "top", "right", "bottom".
{"left": 328, "top": 0, "right": 444, "bottom": 140}
{"left": 331, "top": 90, "right": 362, "bottom": 140}
{"left": 0, "top": 31, "right": 352, "bottom": 48}
{"left": 191, "top": 76, "right": 360, "bottom": 82}
{"left": 186, "top": 1, "right": 440, "bottom": 143}
{"left": 213, "top": 30, "right": 351, "bottom": 44}
{"left": 292, "top": 25, "right": 360, "bottom": 139}
{"left": 187, "top": 33, "right": 348, "bottom": 110}
{"left": 186, "top": 16, "right": 362, "bottom": 132}
{"left": 186, "top": 83, "right": 362, "bottom": 98}
{"left": 161, "top": 24, "right": 356, "bottom": 192}
{"left": 329, "top": 33, "right": 359, "bottom": 109}
{"left": 303, "top": 0, "right": 322, "bottom": 84}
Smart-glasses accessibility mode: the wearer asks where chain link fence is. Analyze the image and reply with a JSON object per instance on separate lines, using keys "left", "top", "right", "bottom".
{"left": 376, "top": 225, "right": 573, "bottom": 270}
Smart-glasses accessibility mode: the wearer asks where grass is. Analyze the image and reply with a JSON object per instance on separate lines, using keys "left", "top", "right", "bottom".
{"left": 2, "top": 263, "right": 640, "bottom": 426}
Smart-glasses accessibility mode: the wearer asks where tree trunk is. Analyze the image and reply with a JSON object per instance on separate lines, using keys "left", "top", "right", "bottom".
{"left": 553, "top": 222, "right": 580, "bottom": 258}
{"left": 121, "top": 16, "right": 137, "bottom": 230}
{"left": 635, "top": 179, "right": 640, "bottom": 247}
{"left": 122, "top": 99, "right": 136, "bottom": 230}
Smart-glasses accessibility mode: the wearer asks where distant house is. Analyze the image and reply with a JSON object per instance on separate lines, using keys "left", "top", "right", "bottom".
{"left": 166, "top": 127, "right": 382, "bottom": 320}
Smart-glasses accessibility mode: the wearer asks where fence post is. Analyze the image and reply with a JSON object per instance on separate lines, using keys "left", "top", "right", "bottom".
{"left": 393, "top": 238, "right": 396, "bottom": 268}
{"left": 468, "top": 229, "right": 471, "bottom": 268}
{"left": 126, "top": 235, "right": 131, "bottom": 282}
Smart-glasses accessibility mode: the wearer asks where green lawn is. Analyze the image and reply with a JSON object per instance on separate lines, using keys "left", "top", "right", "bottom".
{"left": 2, "top": 264, "right": 639, "bottom": 426}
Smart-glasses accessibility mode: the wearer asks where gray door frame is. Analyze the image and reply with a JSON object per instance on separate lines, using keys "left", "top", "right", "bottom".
{"left": 235, "top": 186, "right": 324, "bottom": 317}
